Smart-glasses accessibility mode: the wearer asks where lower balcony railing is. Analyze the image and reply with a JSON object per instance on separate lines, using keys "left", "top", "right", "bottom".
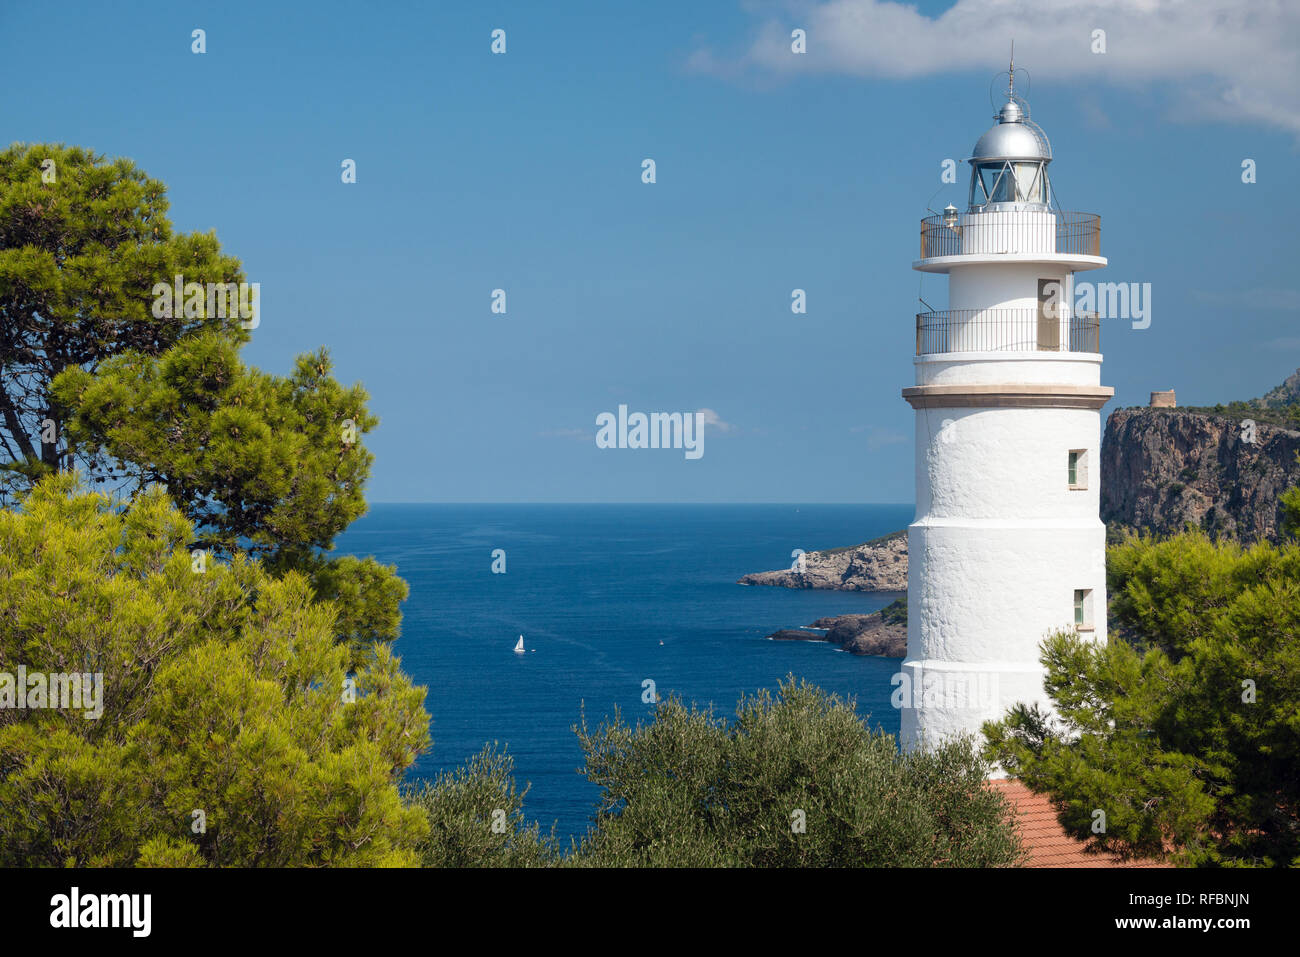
{"left": 916, "top": 309, "right": 1101, "bottom": 355}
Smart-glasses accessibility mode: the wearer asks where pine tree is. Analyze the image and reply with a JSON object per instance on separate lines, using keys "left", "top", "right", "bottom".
{"left": 0, "top": 144, "right": 246, "bottom": 500}
{"left": 983, "top": 527, "right": 1300, "bottom": 866}
{"left": 0, "top": 475, "right": 430, "bottom": 866}
{"left": 51, "top": 334, "right": 408, "bottom": 662}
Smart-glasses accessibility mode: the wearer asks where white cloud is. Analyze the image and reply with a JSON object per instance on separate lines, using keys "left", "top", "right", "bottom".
{"left": 697, "top": 408, "right": 736, "bottom": 433}
{"left": 689, "top": 0, "right": 1300, "bottom": 137}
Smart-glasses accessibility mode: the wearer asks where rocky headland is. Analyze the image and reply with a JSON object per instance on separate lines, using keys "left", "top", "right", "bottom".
{"left": 737, "top": 529, "right": 908, "bottom": 592}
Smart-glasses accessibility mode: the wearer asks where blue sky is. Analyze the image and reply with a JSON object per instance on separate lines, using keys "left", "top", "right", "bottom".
{"left": 2, "top": 1, "right": 1297, "bottom": 502}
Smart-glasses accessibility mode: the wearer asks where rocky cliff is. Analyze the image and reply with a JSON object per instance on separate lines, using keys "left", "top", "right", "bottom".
{"left": 737, "top": 530, "right": 907, "bottom": 592}
{"left": 1100, "top": 407, "right": 1300, "bottom": 544}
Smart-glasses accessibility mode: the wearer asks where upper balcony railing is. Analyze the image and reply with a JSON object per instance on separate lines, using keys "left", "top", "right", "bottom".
{"left": 916, "top": 308, "right": 1101, "bottom": 356}
{"left": 919, "top": 210, "right": 1101, "bottom": 259}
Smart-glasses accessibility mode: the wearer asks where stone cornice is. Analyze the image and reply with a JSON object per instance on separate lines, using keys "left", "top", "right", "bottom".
{"left": 902, "top": 384, "right": 1115, "bottom": 410}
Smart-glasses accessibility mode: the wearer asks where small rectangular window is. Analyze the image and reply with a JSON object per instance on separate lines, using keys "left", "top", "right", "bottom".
{"left": 1068, "top": 449, "right": 1087, "bottom": 489}
{"left": 1074, "top": 589, "right": 1094, "bottom": 631}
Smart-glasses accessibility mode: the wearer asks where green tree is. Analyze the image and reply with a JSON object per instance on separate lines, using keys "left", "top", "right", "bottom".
{"left": 3, "top": 144, "right": 402, "bottom": 655}
{"left": 52, "top": 334, "right": 366, "bottom": 565}
{"left": 51, "top": 333, "right": 406, "bottom": 661}
{"left": 406, "top": 745, "right": 557, "bottom": 867}
{"left": 0, "top": 475, "right": 430, "bottom": 866}
{"left": 983, "top": 530, "right": 1300, "bottom": 866}
{"left": 1, "top": 144, "right": 418, "bottom": 862}
{"left": 1282, "top": 453, "right": 1300, "bottom": 538}
{"left": 0, "top": 144, "right": 246, "bottom": 499}
{"left": 570, "top": 678, "right": 1024, "bottom": 867}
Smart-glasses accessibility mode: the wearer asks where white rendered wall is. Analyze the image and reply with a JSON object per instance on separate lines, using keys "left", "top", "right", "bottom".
{"left": 911, "top": 404, "right": 1102, "bottom": 522}
{"left": 900, "top": 401, "right": 1107, "bottom": 752}
{"left": 948, "top": 263, "right": 1073, "bottom": 314}
{"left": 917, "top": 353, "right": 1101, "bottom": 388}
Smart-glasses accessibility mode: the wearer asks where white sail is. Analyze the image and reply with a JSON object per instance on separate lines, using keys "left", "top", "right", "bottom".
{"left": 514, "top": 635, "right": 525, "bottom": 654}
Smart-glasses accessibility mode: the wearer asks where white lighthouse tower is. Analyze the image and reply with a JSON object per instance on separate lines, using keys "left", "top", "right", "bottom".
{"left": 899, "top": 67, "right": 1112, "bottom": 751}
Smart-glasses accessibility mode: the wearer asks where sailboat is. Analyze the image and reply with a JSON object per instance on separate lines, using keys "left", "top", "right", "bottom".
{"left": 513, "top": 635, "right": 526, "bottom": 654}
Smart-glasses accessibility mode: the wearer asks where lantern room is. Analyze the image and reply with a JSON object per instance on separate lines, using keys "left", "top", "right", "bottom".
{"left": 967, "top": 97, "right": 1053, "bottom": 211}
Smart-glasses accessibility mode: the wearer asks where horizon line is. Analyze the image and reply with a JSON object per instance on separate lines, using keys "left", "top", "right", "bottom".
{"left": 365, "top": 501, "right": 917, "bottom": 507}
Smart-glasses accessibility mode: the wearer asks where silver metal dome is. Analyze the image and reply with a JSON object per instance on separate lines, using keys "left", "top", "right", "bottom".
{"left": 969, "top": 100, "right": 1052, "bottom": 162}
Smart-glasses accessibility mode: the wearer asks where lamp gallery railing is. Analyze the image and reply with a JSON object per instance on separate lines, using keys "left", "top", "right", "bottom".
{"left": 915, "top": 309, "right": 1101, "bottom": 355}
{"left": 919, "top": 211, "right": 1101, "bottom": 259}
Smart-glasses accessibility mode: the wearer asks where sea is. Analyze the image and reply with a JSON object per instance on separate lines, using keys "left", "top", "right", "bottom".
{"left": 334, "top": 503, "right": 913, "bottom": 844}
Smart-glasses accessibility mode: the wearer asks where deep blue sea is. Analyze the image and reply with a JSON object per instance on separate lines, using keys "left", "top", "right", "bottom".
{"left": 334, "top": 504, "right": 912, "bottom": 843}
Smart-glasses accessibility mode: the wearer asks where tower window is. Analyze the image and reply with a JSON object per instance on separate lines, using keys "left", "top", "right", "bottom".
{"left": 1068, "top": 449, "right": 1088, "bottom": 489}
{"left": 1074, "top": 589, "right": 1094, "bottom": 631}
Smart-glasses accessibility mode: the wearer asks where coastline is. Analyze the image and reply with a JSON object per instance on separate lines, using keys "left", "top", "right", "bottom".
{"left": 765, "top": 597, "right": 908, "bottom": 658}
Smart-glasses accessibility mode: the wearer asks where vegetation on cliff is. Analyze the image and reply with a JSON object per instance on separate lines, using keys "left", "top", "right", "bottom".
{"left": 1181, "top": 367, "right": 1300, "bottom": 428}
{"left": 879, "top": 595, "right": 907, "bottom": 625}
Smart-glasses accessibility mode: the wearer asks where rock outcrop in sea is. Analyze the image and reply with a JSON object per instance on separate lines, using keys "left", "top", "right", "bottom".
{"left": 767, "top": 598, "right": 907, "bottom": 657}
{"left": 737, "top": 530, "right": 907, "bottom": 592}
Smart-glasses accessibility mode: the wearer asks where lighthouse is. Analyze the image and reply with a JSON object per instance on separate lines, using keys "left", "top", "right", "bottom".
{"left": 899, "top": 68, "right": 1112, "bottom": 752}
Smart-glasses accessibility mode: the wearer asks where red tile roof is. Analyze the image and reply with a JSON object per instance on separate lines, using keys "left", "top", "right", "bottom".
{"left": 990, "top": 779, "right": 1171, "bottom": 868}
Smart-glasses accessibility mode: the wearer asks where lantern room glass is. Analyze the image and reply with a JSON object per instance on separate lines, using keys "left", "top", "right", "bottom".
{"left": 1012, "top": 162, "right": 1047, "bottom": 204}
{"left": 969, "top": 160, "right": 1050, "bottom": 209}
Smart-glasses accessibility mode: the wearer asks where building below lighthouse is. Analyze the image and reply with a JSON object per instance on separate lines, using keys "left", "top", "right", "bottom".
{"left": 898, "top": 70, "right": 1112, "bottom": 753}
